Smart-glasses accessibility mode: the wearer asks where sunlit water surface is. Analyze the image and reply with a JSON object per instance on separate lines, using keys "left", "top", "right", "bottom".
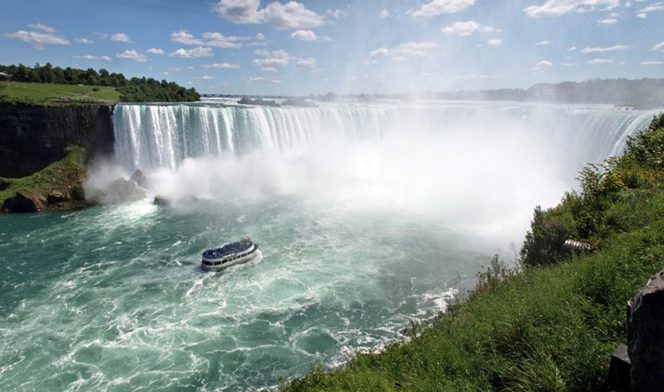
{"left": 0, "top": 100, "right": 658, "bottom": 390}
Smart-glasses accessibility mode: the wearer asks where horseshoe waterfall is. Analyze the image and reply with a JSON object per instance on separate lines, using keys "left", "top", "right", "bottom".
{"left": 0, "top": 99, "right": 657, "bottom": 391}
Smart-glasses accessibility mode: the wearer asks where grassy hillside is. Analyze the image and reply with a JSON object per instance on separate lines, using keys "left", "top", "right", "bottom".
{"left": 279, "top": 113, "right": 664, "bottom": 391}
{"left": 0, "top": 81, "right": 120, "bottom": 103}
{"left": 0, "top": 145, "right": 94, "bottom": 211}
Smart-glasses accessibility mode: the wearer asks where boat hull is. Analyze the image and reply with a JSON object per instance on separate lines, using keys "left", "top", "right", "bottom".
{"left": 201, "top": 243, "right": 259, "bottom": 271}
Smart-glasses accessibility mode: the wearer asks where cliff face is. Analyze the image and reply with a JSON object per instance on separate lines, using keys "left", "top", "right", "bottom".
{"left": 0, "top": 103, "right": 115, "bottom": 178}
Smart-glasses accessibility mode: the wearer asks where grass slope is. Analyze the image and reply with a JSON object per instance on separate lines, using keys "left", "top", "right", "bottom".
{"left": 0, "top": 145, "right": 93, "bottom": 211}
{"left": 279, "top": 114, "right": 664, "bottom": 391}
{"left": 0, "top": 81, "right": 120, "bottom": 102}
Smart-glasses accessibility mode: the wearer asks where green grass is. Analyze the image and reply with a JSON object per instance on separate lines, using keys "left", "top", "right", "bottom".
{"left": 0, "top": 145, "right": 92, "bottom": 210}
{"left": 0, "top": 81, "right": 120, "bottom": 103}
{"left": 279, "top": 115, "right": 664, "bottom": 391}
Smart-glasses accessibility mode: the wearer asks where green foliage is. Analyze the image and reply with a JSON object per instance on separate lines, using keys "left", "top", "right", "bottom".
{"left": 0, "top": 63, "right": 199, "bottom": 103}
{"left": 0, "top": 145, "right": 93, "bottom": 211}
{"left": 279, "top": 113, "right": 664, "bottom": 391}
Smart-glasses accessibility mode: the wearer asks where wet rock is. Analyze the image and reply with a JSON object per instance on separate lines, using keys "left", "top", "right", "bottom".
{"left": 153, "top": 195, "right": 172, "bottom": 206}
{"left": 1, "top": 191, "right": 48, "bottom": 212}
{"left": 98, "top": 178, "right": 146, "bottom": 204}
{"left": 629, "top": 269, "right": 664, "bottom": 392}
{"left": 130, "top": 169, "right": 149, "bottom": 189}
{"left": 47, "top": 189, "right": 70, "bottom": 204}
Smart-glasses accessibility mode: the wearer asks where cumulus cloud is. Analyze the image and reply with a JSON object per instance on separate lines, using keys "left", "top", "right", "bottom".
{"left": 379, "top": 9, "right": 390, "bottom": 18}
{"left": 170, "top": 30, "right": 244, "bottom": 48}
{"left": 252, "top": 49, "right": 294, "bottom": 72}
{"left": 599, "top": 18, "right": 618, "bottom": 24}
{"left": 587, "top": 58, "right": 614, "bottom": 64}
{"left": 106, "top": 33, "right": 132, "bottom": 43}
{"left": 652, "top": 42, "right": 664, "bottom": 51}
{"left": 370, "top": 42, "right": 438, "bottom": 62}
{"left": 581, "top": 44, "right": 630, "bottom": 53}
{"left": 5, "top": 29, "right": 71, "bottom": 49}
{"left": 488, "top": 39, "right": 502, "bottom": 46}
{"left": 290, "top": 30, "right": 318, "bottom": 41}
{"left": 536, "top": 40, "right": 551, "bottom": 45}
{"left": 202, "top": 62, "right": 241, "bottom": 69}
{"left": 524, "top": 0, "right": 619, "bottom": 17}
{"left": 116, "top": 50, "right": 148, "bottom": 62}
{"left": 296, "top": 57, "right": 317, "bottom": 67}
{"left": 147, "top": 48, "right": 165, "bottom": 54}
{"left": 76, "top": 38, "right": 94, "bottom": 44}
{"left": 531, "top": 60, "right": 553, "bottom": 70}
{"left": 74, "top": 54, "right": 113, "bottom": 62}
{"left": 413, "top": 0, "right": 475, "bottom": 17}
{"left": 441, "top": 21, "right": 494, "bottom": 36}
{"left": 255, "top": 32, "right": 265, "bottom": 39}
{"left": 168, "top": 47, "right": 214, "bottom": 58}
{"left": 171, "top": 30, "right": 204, "bottom": 45}
{"left": 641, "top": 61, "right": 664, "bottom": 65}
{"left": 28, "top": 23, "right": 57, "bottom": 33}
{"left": 211, "top": 0, "right": 325, "bottom": 29}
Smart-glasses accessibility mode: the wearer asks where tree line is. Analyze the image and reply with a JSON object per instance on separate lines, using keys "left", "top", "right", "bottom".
{"left": 0, "top": 63, "right": 200, "bottom": 102}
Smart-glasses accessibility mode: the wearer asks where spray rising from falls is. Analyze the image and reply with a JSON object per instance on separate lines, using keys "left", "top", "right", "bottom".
{"left": 109, "top": 100, "right": 655, "bottom": 246}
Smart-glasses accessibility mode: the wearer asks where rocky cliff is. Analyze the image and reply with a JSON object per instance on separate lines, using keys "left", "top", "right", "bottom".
{"left": 0, "top": 102, "right": 115, "bottom": 178}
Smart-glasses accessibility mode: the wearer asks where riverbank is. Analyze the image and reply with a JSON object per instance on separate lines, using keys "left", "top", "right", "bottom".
{"left": 279, "top": 114, "right": 664, "bottom": 391}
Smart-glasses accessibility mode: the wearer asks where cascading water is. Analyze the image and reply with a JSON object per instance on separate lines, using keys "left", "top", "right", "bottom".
{"left": 0, "top": 99, "right": 657, "bottom": 391}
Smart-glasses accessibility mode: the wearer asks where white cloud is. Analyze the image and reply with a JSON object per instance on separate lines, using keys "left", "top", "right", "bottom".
{"left": 76, "top": 38, "right": 94, "bottom": 44}
{"left": 413, "top": 0, "right": 475, "bottom": 17}
{"left": 370, "top": 42, "right": 438, "bottom": 62}
{"left": 370, "top": 48, "right": 391, "bottom": 57}
{"left": 639, "top": 4, "right": 664, "bottom": 13}
{"left": 587, "top": 58, "right": 614, "bottom": 64}
{"left": 296, "top": 57, "right": 317, "bottom": 67}
{"left": 255, "top": 32, "right": 265, "bottom": 39}
{"left": 170, "top": 30, "right": 244, "bottom": 48}
{"left": 524, "top": 0, "right": 619, "bottom": 17}
{"left": 252, "top": 49, "right": 294, "bottom": 71}
{"left": 211, "top": 0, "right": 325, "bottom": 29}
{"left": 74, "top": 54, "right": 113, "bottom": 62}
{"left": 169, "top": 47, "right": 214, "bottom": 58}
{"left": 488, "top": 39, "right": 502, "bottom": 46}
{"left": 4, "top": 29, "right": 70, "bottom": 49}
{"left": 290, "top": 30, "right": 318, "bottom": 41}
{"left": 202, "top": 32, "right": 244, "bottom": 48}
{"left": 201, "top": 75, "right": 215, "bottom": 80}
{"left": 171, "top": 30, "right": 204, "bottom": 45}
{"left": 202, "top": 62, "right": 241, "bottom": 69}
{"left": 28, "top": 23, "right": 57, "bottom": 33}
{"left": 581, "top": 45, "right": 630, "bottom": 53}
{"left": 147, "top": 48, "right": 165, "bottom": 54}
{"left": 652, "top": 42, "right": 664, "bottom": 51}
{"left": 641, "top": 61, "right": 664, "bottom": 65}
{"left": 247, "top": 76, "right": 268, "bottom": 82}
{"left": 535, "top": 60, "right": 553, "bottom": 68}
{"left": 379, "top": 9, "right": 390, "bottom": 18}
{"left": 107, "top": 33, "right": 132, "bottom": 43}
{"left": 536, "top": 40, "right": 551, "bottom": 45}
{"left": 568, "top": 46, "right": 577, "bottom": 51}
{"left": 442, "top": 21, "right": 494, "bottom": 36}
{"left": 599, "top": 18, "right": 618, "bottom": 24}
{"left": 116, "top": 50, "right": 148, "bottom": 62}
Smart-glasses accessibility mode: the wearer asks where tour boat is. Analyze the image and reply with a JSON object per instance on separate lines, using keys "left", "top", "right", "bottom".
{"left": 201, "top": 237, "right": 259, "bottom": 271}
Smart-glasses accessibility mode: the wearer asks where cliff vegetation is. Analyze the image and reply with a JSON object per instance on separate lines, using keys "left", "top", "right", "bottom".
{"left": 279, "top": 113, "right": 664, "bottom": 391}
{"left": 0, "top": 145, "right": 95, "bottom": 212}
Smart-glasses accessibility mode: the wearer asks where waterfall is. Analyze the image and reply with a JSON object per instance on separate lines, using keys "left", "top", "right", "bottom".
{"left": 112, "top": 100, "right": 657, "bottom": 182}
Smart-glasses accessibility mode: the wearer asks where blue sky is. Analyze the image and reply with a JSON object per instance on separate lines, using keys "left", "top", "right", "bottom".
{"left": 2, "top": 0, "right": 664, "bottom": 95}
